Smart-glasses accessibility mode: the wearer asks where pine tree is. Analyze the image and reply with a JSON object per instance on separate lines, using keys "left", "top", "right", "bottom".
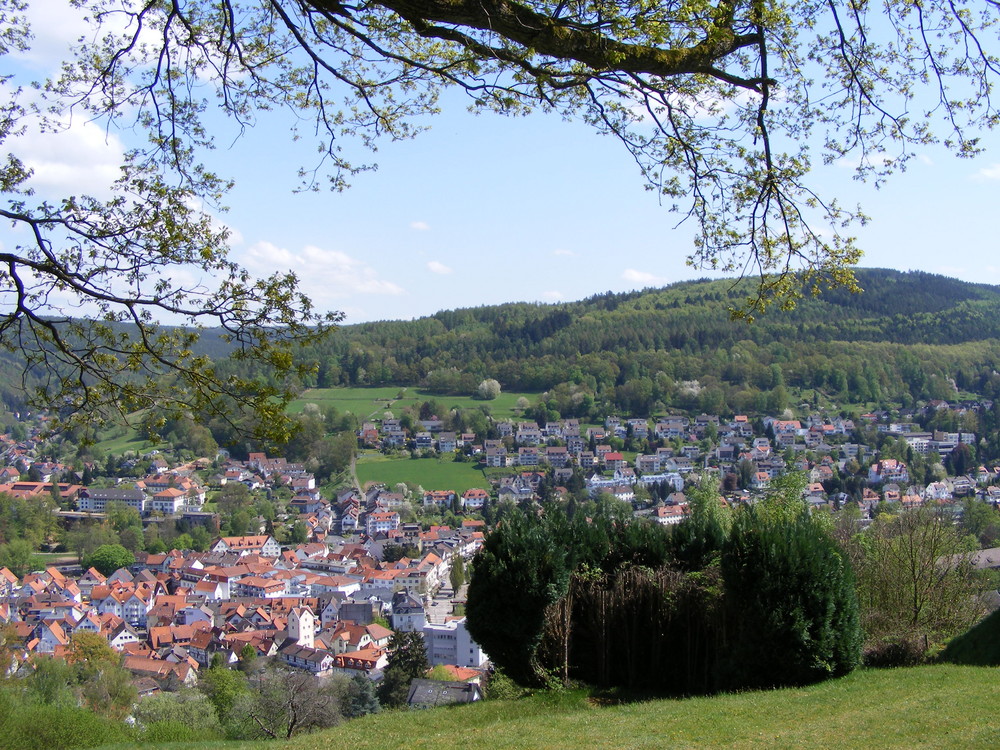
{"left": 343, "top": 674, "right": 380, "bottom": 718}
{"left": 376, "top": 632, "right": 429, "bottom": 707}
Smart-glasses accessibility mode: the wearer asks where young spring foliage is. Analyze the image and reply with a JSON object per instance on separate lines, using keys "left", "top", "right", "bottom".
{"left": 29, "top": 0, "right": 1000, "bottom": 314}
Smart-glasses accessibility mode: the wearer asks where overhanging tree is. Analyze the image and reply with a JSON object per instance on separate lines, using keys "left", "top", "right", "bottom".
{"left": 1, "top": 2, "right": 338, "bottom": 441}
{"left": 34, "top": 2, "right": 1000, "bottom": 306}
{"left": 2, "top": 0, "right": 999, "bottom": 421}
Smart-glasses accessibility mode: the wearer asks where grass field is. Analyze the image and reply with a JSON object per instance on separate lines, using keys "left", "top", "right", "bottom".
{"left": 89, "top": 426, "right": 158, "bottom": 456}
{"left": 95, "top": 664, "right": 1000, "bottom": 750}
{"left": 284, "top": 664, "right": 999, "bottom": 750}
{"left": 354, "top": 453, "right": 489, "bottom": 493}
{"left": 289, "top": 387, "right": 540, "bottom": 422}
{"left": 30, "top": 551, "right": 77, "bottom": 569}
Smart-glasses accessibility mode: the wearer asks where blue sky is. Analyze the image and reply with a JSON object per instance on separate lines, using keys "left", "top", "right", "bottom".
{"left": 5, "top": 1, "right": 1000, "bottom": 325}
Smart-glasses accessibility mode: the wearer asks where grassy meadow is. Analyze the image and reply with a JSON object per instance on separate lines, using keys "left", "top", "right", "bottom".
{"left": 288, "top": 387, "right": 539, "bottom": 421}
{"left": 95, "top": 431, "right": 158, "bottom": 456}
{"left": 280, "top": 664, "right": 1000, "bottom": 750}
{"left": 92, "top": 664, "right": 1000, "bottom": 750}
{"left": 354, "top": 452, "right": 489, "bottom": 493}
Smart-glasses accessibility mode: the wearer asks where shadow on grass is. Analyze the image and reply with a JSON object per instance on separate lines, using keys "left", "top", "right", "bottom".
{"left": 939, "top": 607, "right": 1000, "bottom": 666}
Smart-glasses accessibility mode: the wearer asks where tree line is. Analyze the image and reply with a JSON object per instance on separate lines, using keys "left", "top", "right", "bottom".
{"left": 279, "top": 270, "right": 1000, "bottom": 420}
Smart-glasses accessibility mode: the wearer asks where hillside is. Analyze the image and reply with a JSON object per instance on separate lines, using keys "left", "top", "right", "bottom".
{"left": 0, "top": 324, "right": 238, "bottom": 415}
{"left": 6, "top": 269, "right": 1000, "bottom": 425}
{"left": 292, "top": 269, "right": 1000, "bottom": 417}
{"left": 96, "top": 664, "right": 998, "bottom": 750}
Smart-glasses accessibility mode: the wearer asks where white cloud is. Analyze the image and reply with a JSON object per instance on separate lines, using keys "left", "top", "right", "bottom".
{"left": 17, "top": 117, "right": 125, "bottom": 198}
{"left": 553, "top": 248, "right": 574, "bottom": 257}
{"left": 975, "top": 163, "right": 1000, "bottom": 180}
{"left": 222, "top": 225, "right": 244, "bottom": 246}
{"left": 410, "top": 221, "right": 431, "bottom": 231}
{"left": 622, "top": 268, "right": 669, "bottom": 286}
{"left": 12, "top": 0, "right": 91, "bottom": 68}
{"left": 541, "top": 290, "right": 564, "bottom": 301}
{"left": 427, "top": 260, "right": 452, "bottom": 275}
{"left": 14, "top": 0, "right": 162, "bottom": 73}
{"left": 243, "top": 242, "right": 405, "bottom": 302}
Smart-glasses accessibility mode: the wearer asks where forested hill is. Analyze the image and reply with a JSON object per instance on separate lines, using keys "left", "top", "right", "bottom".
{"left": 290, "top": 269, "right": 1000, "bottom": 414}
{"left": 5, "top": 269, "right": 1000, "bottom": 418}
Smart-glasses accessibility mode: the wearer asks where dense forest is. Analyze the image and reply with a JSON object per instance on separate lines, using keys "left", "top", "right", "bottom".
{"left": 286, "top": 269, "right": 1000, "bottom": 416}
{"left": 0, "top": 328, "right": 238, "bottom": 415}
{"left": 7, "top": 269, "right": 1000, "bottom": 425}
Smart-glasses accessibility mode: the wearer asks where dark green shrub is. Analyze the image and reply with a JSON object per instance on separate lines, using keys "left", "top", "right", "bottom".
{"left": 466, "top": 511, "right": 577, "bottom": 685}
{"left": 467, "top": 494, "right": 862, "bottom": 695}
{"left": 720, "top": 507, "right": 862, "bottom": 690}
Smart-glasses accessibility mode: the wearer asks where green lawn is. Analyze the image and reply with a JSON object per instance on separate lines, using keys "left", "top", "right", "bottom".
{"left": 292, "top": 664, "right": 1000, "bottom": 749}
{"left": 287, "top": 386, "right": 410, "bottom": 418}
{"left": 89, "top": 426, "right": 158, "bottom": 456}
{"left": 100, "top": 664, "right": 1000, "bottom": 750}
{"left": 354, "top": 453, "right": 489, "bottom": 493}
{"left": 30, "top": 551, "right": 78, "bottom": 571}
{"left": 289, "top": 387, "right": 539, "bottom": 422}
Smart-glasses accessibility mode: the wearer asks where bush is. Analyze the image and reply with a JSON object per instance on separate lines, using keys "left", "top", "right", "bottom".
{"left": 467, "top": 489, "right": 862, "bottom": 695}
{"left": 133, "top": 690, "right": 222, "bottom": 738}
{"left": 141, "top": 720, "right": 223, "bottom": 743}
{"left": 863, "top": 638, "right": 928, "bottom": 668}
{"left": 720, "top": 507, "right": 862, "bottom": 690}
{"left": 0, "top": 688, "right": 134, "bottom": 749}
{"left": 466, "top": 512, "right": 575, "bottom": 685}
{"left": 483, "top": 666, "right": 530, "bottom": 700}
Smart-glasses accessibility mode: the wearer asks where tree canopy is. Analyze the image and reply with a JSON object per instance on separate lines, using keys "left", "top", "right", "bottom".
{"left": 0, "top": 1, "right": 338, "bottom": 440}
{"left": 2, "top": 1, "right": 999, "bottom": 423}
{"left": 84, "top": 543, "right": 136, "bottom": 577}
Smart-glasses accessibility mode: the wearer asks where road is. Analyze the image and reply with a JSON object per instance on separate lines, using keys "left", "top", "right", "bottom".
{"left": 425, "top": 583, "right": 468, "bottom": 625}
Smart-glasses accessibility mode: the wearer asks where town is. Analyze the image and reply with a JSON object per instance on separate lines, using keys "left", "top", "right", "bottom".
{"left": 1, "top": 392, "right": 998, "bottom": 712}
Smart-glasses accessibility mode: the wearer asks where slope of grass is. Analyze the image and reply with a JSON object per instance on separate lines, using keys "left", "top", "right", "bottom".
{"left": 288, "top": 387, "right": 409, "bottom": 418}
{"left": 940, "top": 608, "right": 1000, "bottom": 666}
{"left": 100, "top": 665, "right": 999, "bottom": 750}
{"left": 280, "top": 665, "right": 999, "bottom": 750}
{"left": 85, "top": 423, "right": 158, "bottom": 456}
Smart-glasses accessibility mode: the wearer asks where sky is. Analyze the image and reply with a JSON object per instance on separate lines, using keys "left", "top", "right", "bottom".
{"left": 4, "top": 1, "right": 1000, "bottom": 326}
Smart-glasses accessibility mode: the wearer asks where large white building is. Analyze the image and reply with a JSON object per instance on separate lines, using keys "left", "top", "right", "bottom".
{"left": 365, "top": 511, "right": 400, "bottom": 536}
{"left": 210, "top": 535, "right": 281, "bottom": 558}
{"left": 77, "top": 488, "right": 148, "bottom": 513}
{"left": 422, "top": 617, "right": 487, "bottom": 668}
